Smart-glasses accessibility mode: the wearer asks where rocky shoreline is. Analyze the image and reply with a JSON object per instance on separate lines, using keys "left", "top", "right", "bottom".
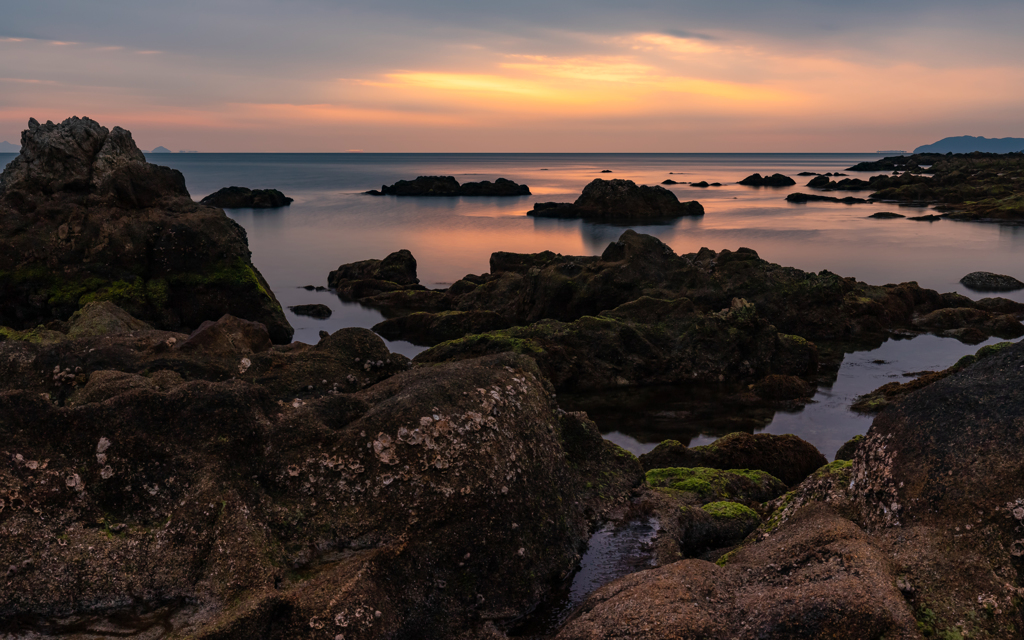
{"left": 2, "top": 119, "right": 1024, "bottom": 639}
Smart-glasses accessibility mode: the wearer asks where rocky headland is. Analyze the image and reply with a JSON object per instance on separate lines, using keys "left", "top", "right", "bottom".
{"left": 365, "top": 176, "right": 530, "bottom": 197}
{"left": 200, "top": 186, "right": 293, "bottom": 209}
{"left": 528, "top": 179, "right": 704, "bottom": 220}
{"left": 0, "top": 117, "right": 293, "bottom": 343}
{"left": 843, "top": 152, "right": 1024, "bottom": 220}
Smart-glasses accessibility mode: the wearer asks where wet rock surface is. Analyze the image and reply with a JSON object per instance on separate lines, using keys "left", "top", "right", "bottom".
{"left": 200, "top": 186, "right": 293, "bottom": 209}
{"left": 528, "top": 179, "right": 703, "bottom": 220}
{"left": 0, "top": 117, "right": 293, "bottom": 344}
{"left": 365, "top": 175, "right": 530, "bottom": 197}
{"left": 960, "top": 270, "right": 1024, "bottom": 292}
{"left": 0, "top": 305, "right": 643, "bottom": 639}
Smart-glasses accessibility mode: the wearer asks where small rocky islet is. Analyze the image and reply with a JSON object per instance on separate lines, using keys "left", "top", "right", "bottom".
{"left": 528, "top": 178, "right": 704, "bottom": 220}
{"left": 365, "top": 175, "right": 530, "bottom": 197}
{"left": 200, "top": 186, "right": 293, "bottom": 209}
{"left": 2, "top": 118, "right": 1024, "bottom": 639}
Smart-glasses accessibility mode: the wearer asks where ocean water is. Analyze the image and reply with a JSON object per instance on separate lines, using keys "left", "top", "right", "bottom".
{"left": 5, "top": 151, "right": 1020, "bottom": 458}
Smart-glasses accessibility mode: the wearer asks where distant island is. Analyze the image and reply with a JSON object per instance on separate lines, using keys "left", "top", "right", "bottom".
{"left": 148, "top": 145, "right": 172, "bottom": 153}
{"left": 914, "top": 135, "right": 1024, "bottom": 154}
{"left": 0, "top": 140, "right": 20, "bottom": 153}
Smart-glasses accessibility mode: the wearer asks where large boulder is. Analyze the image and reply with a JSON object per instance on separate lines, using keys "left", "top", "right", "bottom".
{"left": 0, "top": 117, "right": 293, "bottom": 343}
{"left": 528, "top": 179, "right": 704, "bottom": 219}
{"left": 200, "top": 186, "right": 293, "bottom": 209}
{"left": 0, "top": 319, "right": 643, "bottom": 639}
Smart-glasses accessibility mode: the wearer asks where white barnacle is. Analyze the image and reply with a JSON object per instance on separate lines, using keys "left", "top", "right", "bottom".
{"left": 101, "top": 466, "right": 114, "bottom": 479}
{"left": 1013, "top": 507, "right": 1024, "bottom": 521}
{"left": 96, "top": 437, "right": 112, "bottom": 454}
{"left": 238, "top": 357, "right": 252, "bottom": 374}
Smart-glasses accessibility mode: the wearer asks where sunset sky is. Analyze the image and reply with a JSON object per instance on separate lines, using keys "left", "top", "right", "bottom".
{"left": 2, "top": 0, "right": 1022, "bottom": 152}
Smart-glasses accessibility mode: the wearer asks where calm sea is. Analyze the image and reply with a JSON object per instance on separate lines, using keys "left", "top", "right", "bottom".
{"left": 4, "top": 152, "right": 1020, "bottom": 457}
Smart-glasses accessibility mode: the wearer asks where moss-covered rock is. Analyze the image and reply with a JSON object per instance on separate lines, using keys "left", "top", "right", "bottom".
{"left": 646, "top": 467, "right": 786, "bottom": 505}
{"left": 640, "top": 432, "right": 827, "bottom": 487}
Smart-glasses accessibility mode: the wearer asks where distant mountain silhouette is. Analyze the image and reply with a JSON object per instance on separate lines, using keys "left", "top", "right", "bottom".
{"left": 0, "top": 140, "right": 20, "bottom": 153}
{"left": 148, "top": 146, "right": 172, "bottom": 153}
{"left": 914, "top": 136, "right": 1024, "bottom": 154}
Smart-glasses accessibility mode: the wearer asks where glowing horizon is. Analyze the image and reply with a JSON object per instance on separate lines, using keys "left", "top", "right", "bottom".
{"left": 2, "top": 1, "right": 1023, "bottom": 152}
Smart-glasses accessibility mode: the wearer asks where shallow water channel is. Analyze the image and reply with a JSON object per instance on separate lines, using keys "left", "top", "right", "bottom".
{"left": 510, "top": 518, "right": 660, "bottom": 637}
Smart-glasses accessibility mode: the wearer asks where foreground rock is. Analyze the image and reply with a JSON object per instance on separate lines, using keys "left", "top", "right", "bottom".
{"left": 200, "top": 186, "right": 293, "bottom": 208}
{"left": 738, "top": 173, "right": 795, "bottom": 187}
{"left": 555, "top": 342, "right": 1024, "bottom": 639}
{"left": 0, "top": 116, "right": 293, "bottom": 343}
{"left": 366, "top": 175, "right": 530, "bottom": 196}
{"left": 960, "top": 270, "right": 1024, "bottom": 292}
{"left": 0, "top": 306, "right": 643, "bottom": 638}
{"left": 528, "top": 179, "right": 704, "bottom": 220}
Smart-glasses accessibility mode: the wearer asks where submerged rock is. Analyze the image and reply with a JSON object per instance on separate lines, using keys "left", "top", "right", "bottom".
{"left": 528, "top": 179, "right": 704, "bottom": 220}
{"left": 200, "top": 186, "right": 293, "bottom": 208}
{"left": 288, "top": 303, "right": 332, "bottom": 319}
{"left": 959, "top": 271, "right": 1024, "bottom": 292}
{"left": 786, "top": 192, "right": 870, "bottom": 204}
{"left": 0, "top": 116, "right": 293, "bottom": 343}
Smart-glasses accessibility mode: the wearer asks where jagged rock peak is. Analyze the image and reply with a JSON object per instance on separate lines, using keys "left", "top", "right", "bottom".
{"left": 0, "top": 116, "right": 188, "bottom": 207}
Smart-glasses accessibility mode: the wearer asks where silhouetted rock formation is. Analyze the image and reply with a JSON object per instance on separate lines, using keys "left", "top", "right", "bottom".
{"left": 365, "top": 175, "right": 530, "bottom": 196}
{"left": 201, "top": 186, "right": 293, "bottom": 208}
{"left": 738, "top": 173, "right": 796, "bottom": 187}
{"left": 0, "top": 116, "right": 293, "bottom": 343}
{"left": 528, "top": 179, "right": 704, "bottom": 220}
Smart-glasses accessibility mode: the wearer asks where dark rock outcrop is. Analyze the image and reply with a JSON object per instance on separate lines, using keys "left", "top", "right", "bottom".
{"left": 327, "top": 249, "right": 420, "bottom": 291}
{"left": 868, "top": 211, "right": 905, "bottom": 219}
{"left": 960, "top": 271, "right": 1024, "bottom": 292}
{"left": 0, "top": 117, "right": 293, "bottom": 343}
{"left": 738, "top": 173, "right": 796, "bottom": 187}
{"left": 528, "top": 179, "right": 704, "bottom": 220}
{"left": 366, "top": 176, "right": 530, "bottom": 197}
{"left": 0, "top": 306, "right": 643, "bottom": 638}
{"left": 639, "top": 432, "right": 828, "bottom": 487}
{"left": 200, "top": 186, "right": 293, "bottom": 208}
